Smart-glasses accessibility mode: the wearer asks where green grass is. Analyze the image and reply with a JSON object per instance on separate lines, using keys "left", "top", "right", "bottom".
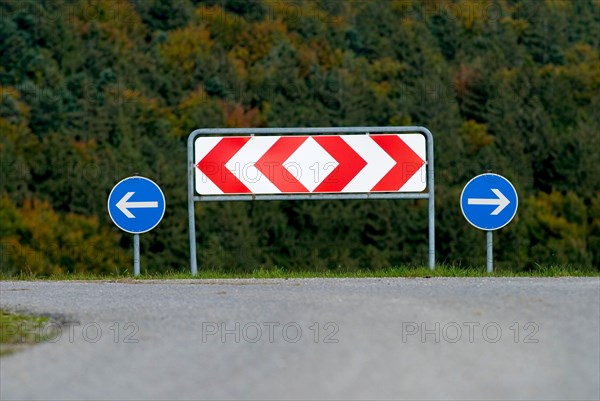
{"left": 0, "top": 311, "right": 55, "bottom": 356}
{"left": 1, "top": 264, "right": 598, "bottom": 281}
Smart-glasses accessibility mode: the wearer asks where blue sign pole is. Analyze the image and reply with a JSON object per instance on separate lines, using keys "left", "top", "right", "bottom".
{"left": 108, "top": 176, "right": 165, "bottom": 276}
{"left": 460, "top": 173, "right": 518, "bottom": 272}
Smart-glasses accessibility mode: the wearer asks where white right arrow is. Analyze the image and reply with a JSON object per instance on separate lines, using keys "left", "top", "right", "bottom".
{"left": 468, "top": 188, "right": 510, "bottom": 215}
{"left": 116, "top": 192, "right": 158, "bottom": 219}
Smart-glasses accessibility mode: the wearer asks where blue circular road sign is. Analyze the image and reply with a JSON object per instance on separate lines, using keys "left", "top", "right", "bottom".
{"left": 460, "top": 173, "right": 518, "bottom": 231}
{"left": 108, "top": 176, "right": 166, "bottom": 234}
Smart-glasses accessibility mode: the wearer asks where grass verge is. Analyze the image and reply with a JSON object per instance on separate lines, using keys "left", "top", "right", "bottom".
{"left": 1, "top": 264, "right": 598, "bottom": 281}
{"left": 0, "top": 310, "right": 55, "bottom": 356}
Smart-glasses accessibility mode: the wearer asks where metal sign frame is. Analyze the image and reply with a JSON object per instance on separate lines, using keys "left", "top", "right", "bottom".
{"left": 187, "top": 126, "right": 435, "bottom": 275}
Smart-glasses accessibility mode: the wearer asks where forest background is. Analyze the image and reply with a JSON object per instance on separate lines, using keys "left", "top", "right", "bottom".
{"left": 1, "top": 0, "right": 599, "bottom": 275}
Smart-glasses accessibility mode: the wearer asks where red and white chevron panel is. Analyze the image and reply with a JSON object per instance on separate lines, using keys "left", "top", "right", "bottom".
{"left": 194, "top": 134, "right": 426, "bottom": 195}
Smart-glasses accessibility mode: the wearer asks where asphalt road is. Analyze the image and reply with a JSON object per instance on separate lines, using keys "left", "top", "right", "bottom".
{"left": 1, "top": 277, "right": 599, "bottom": 401}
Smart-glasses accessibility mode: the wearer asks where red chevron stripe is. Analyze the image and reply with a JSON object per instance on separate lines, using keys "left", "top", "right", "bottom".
{"left": 370, "top": 135, "right": 425, "bottom": 191}
{"left": 254, "top": 137, "right": 310, "bottom": 193}
{"left": 312, "top": 136, "right": 367, "bottom": 192}
{"left": 196, "top": 137, "right": 251, "bottom": 193}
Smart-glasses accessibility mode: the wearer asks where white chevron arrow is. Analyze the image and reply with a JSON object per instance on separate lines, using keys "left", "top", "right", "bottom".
{"left": 340, "top": 135, "right": 395, "bottom": 192}
{"left": 116, "top": 192, "right": 158, "bottom": 218}
{"left": 225, "top": 136, "right": 281, "bottom": 193}
{"left": 468, "top": 188, "right": 510, "bottom": 215}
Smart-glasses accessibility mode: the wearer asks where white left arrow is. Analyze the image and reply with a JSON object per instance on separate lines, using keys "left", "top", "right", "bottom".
{"left": 468, "top": 188, "right": 510, "bottom": 216}
{"left": 116, "top": 192, "right": 158, "bottom": 218}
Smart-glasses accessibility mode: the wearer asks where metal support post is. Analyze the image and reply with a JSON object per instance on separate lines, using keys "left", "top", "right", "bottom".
{"left": 486, "top": 231, "right": 493, "bottom": 273}
{"left": 133, "top": 234, "right": 140, "bottom": 277}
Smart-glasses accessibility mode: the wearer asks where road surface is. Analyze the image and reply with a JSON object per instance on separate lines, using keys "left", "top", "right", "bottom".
{"left": 1, "top": 277, "right": 599, "bottom": 400}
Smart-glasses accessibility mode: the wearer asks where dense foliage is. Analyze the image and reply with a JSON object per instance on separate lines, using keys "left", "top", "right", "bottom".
{"left": 1, "top": 0, "right": 599, "bottom": 275}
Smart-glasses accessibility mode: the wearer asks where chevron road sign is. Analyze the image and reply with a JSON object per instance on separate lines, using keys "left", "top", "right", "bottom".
{"left": 187, "top": 127, "right": 435, "bottom": 275}
{"left": 194, "top": 134, "right": 426, "bottom": 195}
